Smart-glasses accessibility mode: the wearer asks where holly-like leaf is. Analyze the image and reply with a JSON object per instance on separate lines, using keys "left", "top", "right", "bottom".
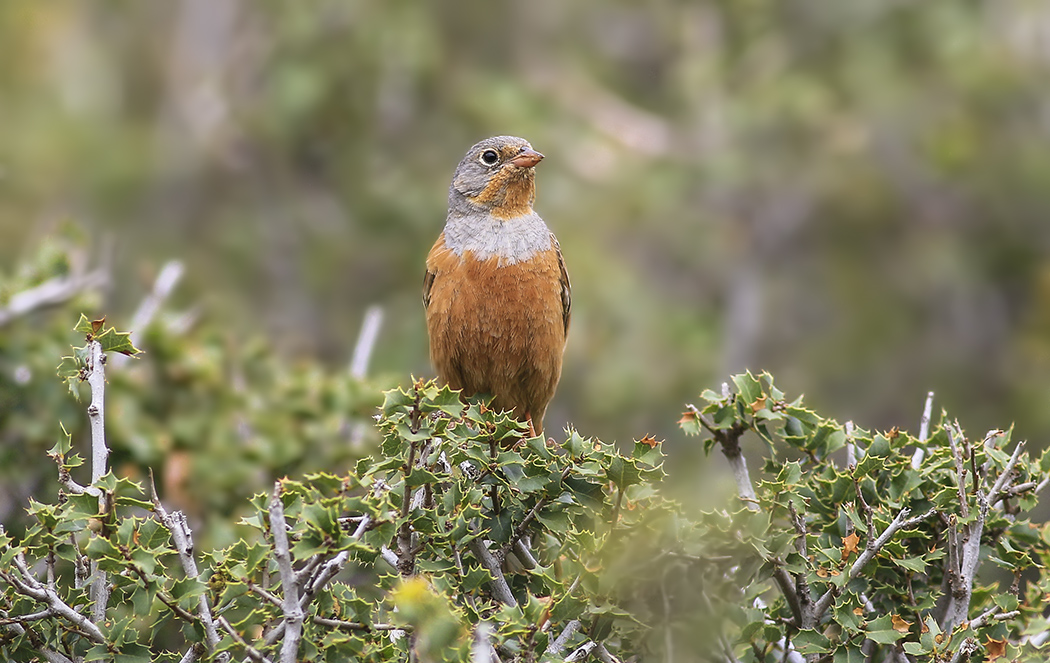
{"left": 891, "top": 614, "right": 912, "bottom": 633}
{"left": 841, "top": 532, "right": 860, "bottom": 560}
{"left": 983, "top": 635, "right": 1007, "bottom": 660}
{"left": 678, "top": 409, "right": 702, "bottom": 436}
{"left": 866, "top": 615, "right": 907, "bottom": 644}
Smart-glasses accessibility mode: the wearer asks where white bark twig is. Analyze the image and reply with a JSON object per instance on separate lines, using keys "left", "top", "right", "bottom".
{"left": 177, "top": 643, "right": 207, "bottom": 663}
{"left": 947, "top": 638, "right": 978, "bottom": 663}
{"left": 939, "top": 431, "right": 1025, "bottom": 630}
{"left": 771, "top": 565, "right": 802, "bottom": 626}
{"left": 0, "top": 609, "right": 76, "bottom": 663}
{"left": 216, "top": 614, "right": 273, "bottom": 663}
{"left": 0, "top": 270, "right": 107, "bottom": 327}
{"left": 380, "top": 545, "right": 400, "bottom": 569}
{"left": 149, "top": 471, "right": 220, "bottom": 650}
{"left": 812, "top": 507, "right": 936, "bottom": 620}
{"left": 84, "top": 337, "right": 110, "bottom": 625}
{"left": 468, "top": 538, "right": 518, "bottom": 607}
{"left": 269, "top": 484, "right": 304, "bottom": 663}
{"left": 4, "top": 554, "right": 105, "bottom": 643}
{"left": 688, "top": 404, "right": 758, "bottom": 511}
{"left": 845, "top": 421, "right": 856, "bottom": 467}
{"left": 594, "top": 643, "right": 622, "bottom": 663}
{"left": 988, "top": 441, "right": 1025, "bottom": 506}
{"left": 262, "top": 513, "right": 376, "bottom": 648}
{"left": 112, "top": 260, "right": 184, "bottom": 368}
{"left": 946, "top": 423, "right": 969, "bottom": 520}
{"left": 911, "top": 391, "right": 935, "bottom": 469}
{"left": 349, "top": 305, "right": 384, "bottom": 379}
{"left": 969, "top": 605, "right": 1020, "bottom": 629}
{"left": 546, "top": 619, "right": 581, "bottom": 655}
{"left": 348, "top": 305, "right": 384, "bottom": 448}
{"left": 565, "top": 641, "right": 598, "bottom": 662}
{"left": 472, "top": 621, "right": 495, "bottom": 663}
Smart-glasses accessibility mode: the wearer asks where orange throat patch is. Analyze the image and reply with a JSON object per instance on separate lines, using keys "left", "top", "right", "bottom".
{"left": 469, "top": 167, "right": 536, "bottom": 220}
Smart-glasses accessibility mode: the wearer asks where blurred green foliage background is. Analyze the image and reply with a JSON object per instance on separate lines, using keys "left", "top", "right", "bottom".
{"left": 3, "top": 1, "right": 1050, "bottom": 511}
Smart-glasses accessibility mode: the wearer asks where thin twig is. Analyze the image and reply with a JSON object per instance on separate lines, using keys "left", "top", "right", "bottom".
{"left": 0, "top": 611, "right": 76, "bottom": 663}
{"left": 688, "top": 404, "right": 758, "bottom": 510}
{"left": 4, "top": 556, "right": 104, "bottom": 643}
{"left": 216, "top": 614, "right": 274, "bottom": 663}
{"left": 348, "top": 305, "right": 384, "bottom": 447}
{"left": 177, "top": 643, "right": 207, "bottom": 663}
{"left": 269, "top": 483, "right": 304, "bottom": 663}
{"left": 565, "top": 641, "right": 598, "bottom": 662}
{"left": 0, "top": 609, "right": 55, "bottom": 625}
{"left": 911, "top": 391, "right": 934, "bottom": 469}
{"left": 262, "top": 512, "right": 376, "bottom": 648}
{"left": 547, "top": 619, "right": 582, "bottom": 655}
{"left": 812, "top": 507, "right": 936, "bottom": 620}
{"left": 845, "top": 421, "right": 856, "bottom": 468}
{"left": 84, "top": 335, "right": 111, "bottom": 624}
{"left": 988, "top": 441, "right": 1026, "bottom": 506}
{"left": 247, "top": 582, "right": 283, "bottom": 609}
{"left": 468, "top": 538, "right": 517, "bottom": 607}
{"left": 771, "top": 565, "right": 802, "bottom": 626}
{"left": 349, "top": 305, "right": 384, "bottom": 379}
{"left": 594, "top": 643, "right": 623, "bottom": 663}
{"left": 149, "top": 470, "right": 220, "bottom": 650}
{"left": 946, "top": 423, "right": 969, "bottom": 520}
{"left": 499, "top": 497, "right": 548, "bottom": 562}
{"left": 311, "top": 616, "right": 402, "bottom": 632}
{"left": 472, "top": 621, "right": 495, "bottom": 663}
{"left": 0, "top": 270, "right": 107, "bottom": 327}
{"left": 112, "top": 260, "right": 183, "bottom": 368}
{"left": 967, "top": 605, "right": 1019, "bottom": 629}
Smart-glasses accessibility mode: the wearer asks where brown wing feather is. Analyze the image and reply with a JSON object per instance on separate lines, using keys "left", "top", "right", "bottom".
{"left": 553, "top": 233, "right": 571, "bottom": 335}
{"left": 422, "top": 269, "right": 436, "bottom": 310}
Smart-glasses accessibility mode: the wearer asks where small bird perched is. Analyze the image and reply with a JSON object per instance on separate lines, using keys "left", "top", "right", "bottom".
{"left": 423, "top": 136, "right": 570, "bottom": 436}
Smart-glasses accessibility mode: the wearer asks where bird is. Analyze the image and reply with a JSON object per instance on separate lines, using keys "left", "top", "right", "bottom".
{"left": 423, "top": 136, "right": 570, "bottom": 437}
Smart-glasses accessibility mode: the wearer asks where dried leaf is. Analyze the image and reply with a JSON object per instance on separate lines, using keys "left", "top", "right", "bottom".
{"left": 983, "top": 635, "right": 1007, "bottom": 660}
{"left": 891, "top": 614, "right": 912, "bottom": 633}
{"left": 637, "top": 434, "right": 661, "bottom": 448}
{"left": 841, "top": 532, "right": 861, "bottom": 560}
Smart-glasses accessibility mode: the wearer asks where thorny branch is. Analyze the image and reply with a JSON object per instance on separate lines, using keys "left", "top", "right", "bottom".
{"left": 111, "top": 260, "right": 184, "bottom": 368}
{"left": 149, "top": 470, "right": 221, "bottom": 651}
{"left": 468, "top": 537, "right": 518, "bottom": 607}
{"left": 939, "top": 426, "right": 1033, "bottom": 632}
{"left": 259, "top": 490, "right": 384, "bottom": 650}
{"left": 0, "top": 270, "right": 107, "bottom": 328}
{"left": 217, "top": 614, "right": 274, "bottom": 663}
{"left": 3, "top": 553, "right": 105, "bottom": 643}
{"left": 269, "top": 483, "right": 305, "bottom": 663}
{"left": 546, "top": 619, "right": 582, "bottom": 656}
{"left": 84, "top": 336, "right": 111, "bottom": 624}
{"left": 910, "top": 391, "right": 935, "bottom": 469}
{"left": 687, "top": 403, "right": 757, "bottom": 511}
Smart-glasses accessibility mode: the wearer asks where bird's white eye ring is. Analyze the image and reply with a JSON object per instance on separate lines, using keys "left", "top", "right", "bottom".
{"left": 479, "top": 149, "right": 500, "bottom": 166}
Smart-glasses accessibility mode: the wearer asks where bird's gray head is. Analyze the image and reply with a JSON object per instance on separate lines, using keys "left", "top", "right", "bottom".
{"left": 448, "top": 136, "right": 544, "bottom": 219}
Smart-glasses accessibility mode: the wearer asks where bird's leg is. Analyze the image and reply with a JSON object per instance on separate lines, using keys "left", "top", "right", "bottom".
{"left": 525, "top": 412, "right": 536, "bottom": 438}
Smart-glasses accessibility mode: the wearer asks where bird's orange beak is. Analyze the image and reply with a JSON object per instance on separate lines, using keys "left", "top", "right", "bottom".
{"left": 509, "top": 148, "right": 544, "bottom": 168}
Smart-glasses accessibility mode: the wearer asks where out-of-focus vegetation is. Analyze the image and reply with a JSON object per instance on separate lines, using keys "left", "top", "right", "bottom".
{"left": 3, "top": 2, "right": 1050, "bottom": 501}
{"left": 0, "top": 238, "right": 383, "bottom": 544}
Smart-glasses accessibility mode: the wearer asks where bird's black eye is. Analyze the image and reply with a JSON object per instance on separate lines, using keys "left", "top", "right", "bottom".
{"left": 480, "top": 149, "right": 500, "bottom": 166}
